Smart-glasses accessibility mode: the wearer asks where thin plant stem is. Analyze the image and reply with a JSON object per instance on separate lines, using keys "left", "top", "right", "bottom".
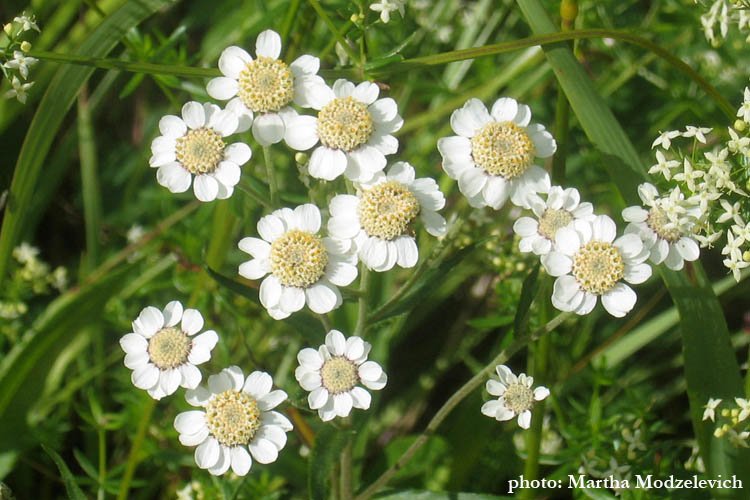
{"left": 340, "top": 417, "right": 354, "bottom": 500}
{"left": 354, "top": 265, "right": 371, "bottom": 336}
{"left": 237, "top": 180, "right": 274, "bottom": 210}
{"left": 319, "top": 313, "right": 333, "bottom": 332}
{"left": 97, "top": 428, "right": 106, "bottom": 500}
{"left": 263, "top": 146, "right": 280, "bottom": 207}
{"left": 354, "top": 311, "right": 572, "bottom": 500}
{"left": 746, "top": 343, "right": 750, "bottom": 398}
{"left": 306, "top": 0, "right": 361, "bottom": 66}
{"left": 116, "top": 398, "right": 157, "bottom": 500}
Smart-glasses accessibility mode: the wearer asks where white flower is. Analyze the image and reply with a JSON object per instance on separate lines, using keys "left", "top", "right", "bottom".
{"left": 238, "top": 204, "right": 357, "bottom": 319}
{"left": 3, "top": 50, "right": 37, "bottom": 79}
{"left": 3, "top": 76, "right": 33, "bottom": 104}
{"left": 717, "top": 199, "right": 743, "bottom": 225}
{"left": 541, "top": 215, "right": 652, "bottom": 318}
{"left": 175, "top": 366, "right": 292, "bottom": 476}
{"left": 149, "top": 101, "right": 251, "bottom": 202}
{"left": 437, "top": 97, "right": 555, "bottom": 210}
{"left": 651, "top": 130, "right": 680, "bottom": 150}
{"left": 736, "top": 398, "right": 750, "bottom": 422}
{"left": 622, "top": 183, "right": 701, "bottom": 271}
{"left": 120, "top": 301, "right": 219, "bottom": 400}
{"left": 12, "top": 242, "right": 39, "bottom": 264}
{"left": 481, "top": 364, "right": 549, "bottom": 429}
{"left": 648, "top": 150, "right": 680, "bottom": 180}
{"left": 295, "top": 330, "right": 387, "bottom": 421}
{"left": 369, "top": 0, "right": 405, "bottom": 23}
{"left": 727, "top": 127, "right": 750, "bottom": 156}
{"left": 284, "top": 79, "right": 403, "bottom": 182}
{"left": 703, "top": 398, "right": 722, "bottom": 422}
{"left": 206, "top": 30, "right": 326, "bottom": 146}
{"left": 513, "top": 186, "right": 594, "bottom": 255}
{"left": 738, "top": 87, "right": 750, "bottom": 123}
{"left": 12, "top": 14, "right": 40, "bottom": 32}
{"left": 682, "top": 125, "right": 712, "bottom": 143}
{"left": 327, "top": 162, "right": 446, "bottom": 271}
{"left": 673, "top": 158, "right": 704, "bottom": 193}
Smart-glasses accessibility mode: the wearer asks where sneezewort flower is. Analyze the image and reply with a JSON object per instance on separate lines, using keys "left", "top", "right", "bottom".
{"left": 513, "top": 186, "right": 594, "bottom": 256}
{"left": 120, "top": 301, "right": 218, "bottom": 400}
{"left": 238, "top": 204, "right": 357, "bottom": 319}
{"left": 175, "top": 366, "right": 292, "bottom": 476}
{"left": 481, "top": 364, "right": 549, "bottom": 429}
{"left": 541, "top": 215, "right": 652, "bottom": 317}
{"left": 295, "top": 330, "right": 387, "bottom": 421}
{"left": 327, "top": 162, "right": 447, "bottom": 271}
{"left": 437, "top": 97, "right": 555, "bottom": 209}
{"left": 149, "top": 101, "right": 251, "bottom": 202}
{"left": 622, "top": 183, "right": 701, "bottom": 271}
{"left": 283, "top": 79, "right": 403, "bottom": 182}
{"left": 206, "top": 29, "right": 325, "bottom": 146}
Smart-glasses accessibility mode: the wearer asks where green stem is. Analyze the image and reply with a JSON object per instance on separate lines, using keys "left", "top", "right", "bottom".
{"left": 116, "top": 398, "right": 156, "bottom": 500}
{"left": 263, "top": 146, "right": 280, "bottom": 207}
{"left": 340, "top": 417, "right": 354, "bottom": 500}
{"left": 745, "top": 343, "right": 750, "bottom": 398}
{"left": 306, "top": 0, "right": 362, "bottom": 66}
{"left": 237, "top": 180, "right": 274, "bottom": 210}
{"left": 551, "top": 80, "right": 570, "bottom": 184}
{"left": 97, "top": 428, "right": 106, "bottom": 500}
{"left": 354, "top": 265, "right": 370, "bottom": 337}
{"left": 354, "top": 312, "right": 572, "bottom": 500}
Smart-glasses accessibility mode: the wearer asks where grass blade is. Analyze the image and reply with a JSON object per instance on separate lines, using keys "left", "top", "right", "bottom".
{"left": 41, "top": 444, "right": 87, "bottom": 500}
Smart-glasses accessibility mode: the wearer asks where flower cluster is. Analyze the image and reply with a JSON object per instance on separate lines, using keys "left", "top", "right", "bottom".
{"left": 702, "top": 397, "right": 750, "bottom": 447}
{"left": 2, "top": 13, "right": 40, "bottom": 104}
{"left": 695, "top": 0, "right": 750, "bottom": 46}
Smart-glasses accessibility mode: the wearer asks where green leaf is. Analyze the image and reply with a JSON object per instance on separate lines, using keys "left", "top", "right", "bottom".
{"left": 308, "top": 424, "right": 349, "bottom": 500}
{"left": 41, "top": 444, "right": 87, "bottom": 500}
{"left": 515, "top": 0, "right": 750, "bottom": 491}
{"left": 512, "top": 262, "right": 540, "bottom": 337}
{"left": 373, "top": 491, "right": 514, "bottom": 500}
{"left": 0, "top": 0, "right": 175, "bottom": 287}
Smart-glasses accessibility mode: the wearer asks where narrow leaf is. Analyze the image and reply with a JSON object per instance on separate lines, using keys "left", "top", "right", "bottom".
{"left": 41, "top": 444, "right": 87, "bottom": 500}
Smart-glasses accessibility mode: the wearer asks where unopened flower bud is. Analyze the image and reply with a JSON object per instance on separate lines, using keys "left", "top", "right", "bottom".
{"left": 3, "top": 23, "right": 12, "bottom": 36}
{"left": 735, "top": 119, "right": 747, "bottom": 132}
{"left": 294, "top": 152, "right": 309, "bottom": 165}
{"left": 20, "top": 41, "right": 31, "bottom": 52}
{"left": 743, "top": 250, "right": 750, "bottom": 262}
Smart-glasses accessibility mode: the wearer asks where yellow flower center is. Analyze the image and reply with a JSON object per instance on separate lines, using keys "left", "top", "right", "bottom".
{"left": 147, "top": 327, "right": 192, "bottom": 370}
{"left": 175, "top": 128, "right": 225, "bottom": 174}
{"left": 205, "top": 390, "right": 261, "bottom": 447}
{"left": 471, "top": 121, "right": 536, "bottom": 179}
{"left": 269, "top": 229, "right": 329, "bottom": 288}
{"left": 502, "top": 382, "right": 535, "bottom": 414}
{"left": 537, "top": 209, "right": 573, "bottom": 240}
{"left": 647, "top": 207, "right": 681, "bottom": 243}
{"left": 572, "top": 241, "right": 625, "bottom": 295}
{"left": 317, "top": 96, "right": 374, "bottom": 152}
{"left": 237, "top": 56, "right": 294, "bottom": 113}
{"left": 320, "top": 357, "right": 358, "bottom": 394}
{"left": 358, "top": 181, "right": 420, "bottom": 240}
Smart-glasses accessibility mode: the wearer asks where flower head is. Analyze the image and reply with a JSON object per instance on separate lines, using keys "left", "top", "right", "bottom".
{"left": 437, "top": 97, "right": 555, "bottom": 210}
{"left": 120, "top": 301, "right": 219, "bottom": 400}
{"left": 238, "top": 204, "right": 357, "bottom": 319}
{"left": 206, "top": 30, "right": 326, "bottom": 146}
{"left": 481, "top": 364, "right": 549, "bottom": 429}
{"left": 541, "top": 215, "right": 652, "bottom": 317}
{"left": 149, "top": 101, "right": 251, "bottom": 202}
{"left": 513, "top": 186, "right": 594, "bottom": 255}
{"left": 327, "top": 162, "right": 447, "bottom": 271}
{"left": 284, "top": 79, "right": 403, "bottom": 182}
{"left": 12, "top": 13, "right": 40, "bottom": 33}
{"left": 370, "top": 0, "right": 406, "bottom": 23}
{"left": 175, "top": 366, "right": 292, "bottom": 475}
{"left": 295, "top": 330, "right": 387, "bottom": 421}
{"left": 3, "top": 76, "right": 33, "bottom": 104}
{"left": 703, "top": 398, "right": 722, "bottom": 422}
{"left": 3, "top": 50, "right": 37, "bottom": 79}
{"left": 622, "top": 183, "right": 701, "bottom": 271}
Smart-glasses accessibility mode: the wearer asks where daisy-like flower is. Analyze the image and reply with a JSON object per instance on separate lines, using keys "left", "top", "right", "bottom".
{"left": 437, "top": 97, "right": 555, "bottom": 209}
{"left": 295, "top": 330, "right": 387, "bottom": 422}
{"left": 120, "top": 301, "right": 219, "bottom": 400}
{"left": 238, "top": 204, "right": 357, "bottom": 319}
{"left": 327, "top": 162, "right": 446, "bottom": 271}
{"left": 206, "top": 30, "right": 325, "bottom": 146}
{"left": 541, "top": 215, "right": 652, "bottom": 318}
{"left": 513, "top": 186, "right": 594, "bottom": 256}
{"left": 283, "top": 79, "right": 403, "bottom": 182}
{"left": 622, "top": 183, "right": 701, "bottom": 271}
{"left": 481, "top": 364, "right": 549, "bottom": 429}
{"left": 149, "top": 101, "right": 251, "bottom": 202}
{"left": 174, "top": 366, "right": 292, "bottom": 476}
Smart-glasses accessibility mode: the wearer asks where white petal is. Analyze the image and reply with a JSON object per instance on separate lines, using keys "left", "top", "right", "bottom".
{"left": 230, "top": 446, "right": 252, "bottom": 476}
{"left": 208, "top": 109, "right": 239, "bottom": 137}
{"left": 394, "top": 236, "right": 419, "bottom": 268}
{"left": 325, "top": 330, "right": 347, "bottom": 356}
{"left": 513, "top": 217, "right": 538, "bottom": 237}
{"left": 664, "top": 245, "right": 685, "bottom": 271}
{"left": 541, "top": 252, "right": 572, "bottom": 276}
{"left": 358, "top": 360, "right": 383, "bottom": 381}
{"left": 188, "top": 330, "right": 219, "bottom": 365}
{"left": 348, "top": 145, "right": 387, "bottom": 176}
{"left": 162, "top": 301, "right": 183, "bottom": 327}
{"left": 257, "top": 214, "right": 286, "bottom": 242}
{"left": 227, "top": 97, "right": 253, "bottom": 132}
{"left": 132, "top": 363, "right": 159, "bottom": 390}
{"left": 252, "top": 113, "right": 285, "bottom": 146}
{"left": 601, "top": 283, "right": 637, "bottom": 318}
{"left": 369, "top": 97, "right": 398, "bottom": 124}
{"left": 180, "top": 364, "right": 203, "bottom": 389}
{"left": 156, "top": 163, "right": 191, "bottom": 193}
{"left": 518, "top": 411, "right": 532, "bottom": 429}
{"left": 534, "top": 386, "right": 550, "bottom": 401}
{"left": 309, "top": 147, "right": 347, "bottom": 180}
{"left": 208, "top": 371, "right": 234, "bottom": 394}
{"left": 495, "top": 365, "right": 515, "bottom": 385}
{"left": 249, "top": 438, "right": 278, "bottom": 464}
{"left": 179, "top": 427, "right": 209, "bottom": 447}
{"left": 555, "top": 227, "right": 581, "bottom": 255}
{"left": 294, "top": 204, "right": 322, "bottom": 233}
{"left": 159, "top": 115, "right": 187, "bottom": 138}
{"left": 178, "top": 309, "right": 203, "bottom": 336}
{"left": 345, "top": 336, "right": 365, "bottom": 360}
{"left": 280, "top": 286, "right": 306, "bottom": 313}
{"left": 195, "top": 437, "right": 220, "bottom": 469}
{"left": 260, "top": 276, "right": 283, "bottom": 309}
{"left": 174, "top": 410, "right": 206, "bottom": 435}
{"left": 297, "top": 369, "right": 322, "bottom": 391}
{"left": 186, "top": 386, "right": 212, "bottom": 407}
{"left": 528, "top": 125, "right": 557, "bottom": 158}
{"left": 308, "top": 387, "right": 329, "bottom": 409}
{"left": 258, "top": 424, "right": 288, "bottom": 450}
{"left": 450, "top": 98, "right": 492, "bottom": 137}
{"left": 181, "top": 101, "right": 206, "bottom": 129}
{"left": 624, "top": 263, "right": 652, "bottom": 285}
{"left": 238, "top": 237, "right": 271, "bottom": 258}
{"left": 458, "top": 168, "right": 487, "bottom": 198}
{"left": 489, "top": 97, "right": 518, "bottom": 123}
{"left": 193, "top": 175, "right": 219, "bottom": 202}
{"left": 349, "top": 386, "right": 371, "bottom": 409}
{"left": 676, "top": 237, "right": 700, "bottom": 261}
{"left": 305, "top": 281, "right": 340, "bottom": 314}
{"left": 256, "top": 29, "right": 282, "bottom": 59}
{"left": 437, "top": 136, "right": 473, "bottom": 163}
{"left": 362, "top": 372, "right": 387, "bottom": 391}
{"left": 421, "top": 210, "right": 447, "bottom": 237}
{"left": 219, "top": 46, "right": 252, "bottom": 79}
{"left": 208, "top": 445, "right": 230, "bottom": 476}
{"left": 622, "top": 206, "right": 648, "bottom": 223}
{"left": 482, "top": 176, "right": 510, "bottom": 209}
{"left": 258, "top": 389, "right": 287, "bottom": 411}
{"left": 120, "top": 333, "right": 147, "bottom": 355}
{"left": 243, "top": 371, "right": 273, "bottom": 399}
{"left": 591, "top": 215, "right": 617, "bottom": 243}
{"left": 481, "top": 399, "right": 502, "bottom": 418}
{"left": 262, "top": 411, "right": 293, "bottom": 431}
{"left": 298, "top": 347, "right": 324, "bottom": 370}
{"left": 332, "top": 392, "right": 353, "bottom": 417}
{"left": 486, "top": 379, "right": 506, "bottom": 397}
{"left": 133, "top": 306, "right": 164, "bottom": 337}
{"left": 284, "top": 114, "right": 319, "bottom": 150}
{"left": 290, "top": 54, "right": 320, "bottom": 76}
{"left": 333, "top": 79, "right": 356, "bottom": 98}
{"left": 325, "top": 259, "right": 358, "bottom": 287}
{"left": 224, "top": 142, "right": 252, "bottom": 165}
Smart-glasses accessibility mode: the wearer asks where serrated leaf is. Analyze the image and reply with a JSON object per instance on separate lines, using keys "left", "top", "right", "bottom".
{"left": 41, "top": 445, "right": 87, "bottom": 500}
{"left": 516, "top": 0, "right": 750, "bottom": 488}
{"left": 308, "top": 424, "right": 350, "bottom": 500}
{"left": 0, "top": 0, "right": 175, "bottom": 287}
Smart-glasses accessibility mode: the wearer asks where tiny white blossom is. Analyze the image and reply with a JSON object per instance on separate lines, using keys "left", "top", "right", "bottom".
{"left": 703, "top": 398, "right": 722, "bottom": 422}
{"left": 727, "top": 127, "right": 750, "bottom": 155}
{"left": 738, "top": 87, "right": 750, "bottom": 123}
{"left": 3, "top": 51, "right": 38, "bottom": 80}
{"left": 736, "top": 398, "right": 750, "bottom": 422}
{"left": 3, "top": 76, "right": 33, "bottom": 104}
{"left": 683, "top": 125, "right": 712, "bottom": 143}
{"left": 717, "top": 199, "right": 743, "bottom": 224}
{"left": 481, "top": 364, "right": 549, "bottom": 429}
{"left": 673, "top": 158, "right": 704, "bottom": 192}
{"left": 369, "top": 0, "right": 406, "bottom": 23}
{"left": 13, "top": 13, "right": 40, "bottom": 32}
{"left": 648, "top": 150, "right": 680, "bottom": 180}
{"left": 651, "top": 130, "right": 680, "bottom": 150}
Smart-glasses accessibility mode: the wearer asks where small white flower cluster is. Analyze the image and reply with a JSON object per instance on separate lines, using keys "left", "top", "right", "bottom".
{"left": 369, "top": 0, "right": 406, "bottom": 24}
{"left": 2, "top": 13, "right": 40, "bottom": 104}
{"left": 702, "top": 396, "right": 750, "bottom": 447}
{"left": 695, "top": 0, "right": 750, "bottom": 46}
{"left": 11, "top": 242, "right": 67, "bottom": 294}
{"left": 647, "top": 98, "right": 750, "bottom": 281}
